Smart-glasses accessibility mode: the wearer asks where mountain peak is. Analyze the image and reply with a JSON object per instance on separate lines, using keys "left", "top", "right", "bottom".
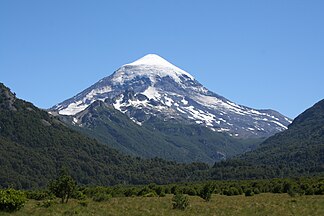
{"left": 123, "top": 54, "right": 194, "bottom": 80}
{"left": 126, "top": 54, "right": 175, "bottom": 67}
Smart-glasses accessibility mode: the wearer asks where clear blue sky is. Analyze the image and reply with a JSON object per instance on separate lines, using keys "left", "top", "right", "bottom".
{"left": 1, "top": 0, "right": 323, "bottom": 118}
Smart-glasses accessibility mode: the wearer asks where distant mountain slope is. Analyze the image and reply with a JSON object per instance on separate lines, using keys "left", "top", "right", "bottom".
{"left": 51, "top": 54, "right": 291, "bottom": 139}
{"left": 211, "top": 100, "right": 324, "bottom": 179}
{"left": 0, "top": 83, "right": 208, "bottom": 189}
{"left": 62, "top": 100, "right": 262, "bottom": 164}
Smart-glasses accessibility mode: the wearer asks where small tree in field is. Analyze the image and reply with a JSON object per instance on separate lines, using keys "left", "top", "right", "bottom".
{"left": 172, "top": 193, "right": 189, "bottom": 210}
{"left": 49, "top": 170, "right": 76, "bottom": 203}
{"left": 199, "top": 183, "right": 214, "bottom": 201}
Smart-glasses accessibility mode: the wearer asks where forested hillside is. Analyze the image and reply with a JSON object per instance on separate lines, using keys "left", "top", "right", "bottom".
{"left": 0, "top": 83, "right": 208, "bottom": 189}
{"left": 1, "top": 82, "right": 324, "bottom": 189}
{"left": 211, "top": 100, "right": 324, "bottom": 179}
{"left": 64, "top": 100, "right": 262, "bottom": 164}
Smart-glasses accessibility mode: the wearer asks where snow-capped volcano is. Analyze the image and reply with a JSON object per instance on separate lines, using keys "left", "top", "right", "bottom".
{"left": 52, "top": 54, "right": 291, "bottom": 138}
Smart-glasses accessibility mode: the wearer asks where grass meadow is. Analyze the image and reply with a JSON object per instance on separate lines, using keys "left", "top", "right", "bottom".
{"left": 1, "top": 193, "right": 323, "bottom": 216}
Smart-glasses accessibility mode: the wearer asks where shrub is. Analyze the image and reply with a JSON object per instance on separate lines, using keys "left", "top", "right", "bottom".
{"left": 244, "top": 189, "right": 254, "bottom": 197}
{"left": 154, "top": 186, "right": 164, "bottom": 196}
{"left": 159, "top": 192, "right": 166, "bottom": 197}
{"left": 223, "top": 187, "right": 241, "bottom": 196}
{"left": 172, "top": 193, "right": 189, "bottom": 210}
{"left": 164, "top": 187, "right": 171, "bottom": 194}
{"left": 84, "top": 187, "right": 111, "bottom": 198}
{"left": 305, "top": 187, "right": 314, "bottom": 195}
{"left": 148, "top": 183, "right": 157, "bottom": 190}
{"left": 124, "top": 188, "right": 139, "bottom": 197}
{"left": 314, "top": 183, "right": 324, "bottom": 195}
{"left": 185, "top": 187, "right": 197, "bottom": 196}
{"left": 171, "top": 185, "right": 178, "bottom": 195}
{"left": 272, "top": 184, "right": 283, "bottom": 193}
{"left": 199, "top": 184, "right": 214, "bottom": 201}
{"left": 72, "top": 190, "right": 87, "bottom": 200}
{"left": 92, "top": 192, "right": 112, "bottom": 202}
{"left": 27, "top": 190, "right": 53, "bottom": 200}
{"left": 0, "top": 188, "right": 27, "bottom": 212}
{"left": 137, "top": 187, "right": 152, "bottom": 196}
{"left": 253, "top": 188, "right": 260, "bottom": 195}
{"left": 143, "top": 192, "right": 157, "bottom": 197}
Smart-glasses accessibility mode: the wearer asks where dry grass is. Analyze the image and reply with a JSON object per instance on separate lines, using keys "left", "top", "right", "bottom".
{"left": 1, "top": 193, "right": 324, "bottom": 216}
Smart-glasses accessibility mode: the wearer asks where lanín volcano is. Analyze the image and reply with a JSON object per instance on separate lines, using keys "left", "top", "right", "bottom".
{"left": 50, "top": 54, "right": 291, "bottom": 163}
{"left": 52, "top": 54, "right": 291, "bottom": 138}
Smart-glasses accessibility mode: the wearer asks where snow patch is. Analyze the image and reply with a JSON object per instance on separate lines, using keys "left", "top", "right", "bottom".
{"left": 113, "top": 95, "right": 125, "bottom": 112}
{"left": 84, "top": 86, "right": 112, "bottom": 102}
{"left": 142, "top": 86, "right": 161, "bottom": 100}
{"left": 270, "top": 120, "right": 288, "bottom": 130}
{"left": 130, "top": 117, "right": 142, "bottom": 126}
{"left": 59, "top": 101, "right": 89, "bottom": 115}
{"left": 181, "top": 98, "right": 188, "bottom": 105}
{"left": 182, "top": 106, "right": 216, "bottom": 126}
{"left": 164, "top": 96, "right": 173, "bottom": 107}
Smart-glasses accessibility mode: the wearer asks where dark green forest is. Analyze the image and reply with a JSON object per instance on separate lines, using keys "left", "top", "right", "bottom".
{"left": 1, "top": 82, "right": 324, "bottom": 190}
{"left": 0, "top": 83, "right": 208, "bottom": 189}
{"left": 211, "top": 99, "right": 324, "bottom": 180}
{"left": 63, "top": 99, "right": 261, "bottom": 164}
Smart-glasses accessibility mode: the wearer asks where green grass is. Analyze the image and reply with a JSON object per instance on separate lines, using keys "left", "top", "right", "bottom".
{"left": 1, "top": 194, "right": 324, "bottom": 216}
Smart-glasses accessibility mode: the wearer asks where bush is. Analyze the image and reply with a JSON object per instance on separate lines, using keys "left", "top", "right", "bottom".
{"left": 83, "top": 187, "right": 111, "bottom": 198}
{"left": 92, "top": 192, "right": 112, "bottom": 202}
{"left": 143, "top": 192, "right": 157, "bottom": 197}
{"left": 305, "top": 187, "right": 314, "bottom": 195}
{"left": 171, "top": 186, "right": 178, "bottom": 195}
{"left": 314, "top": 183, "right": 324, "bottom": 195}
{"left": 185, "top": 187, "right": 197, "bottom": 196}
{"left": 0, "top": 188, "right": 27, "bottom": 212}
{"left": 199, "top": 184, "right": 214, "bottom": 201}
{"left": 27, "top": 190, "right": 53, "bottom": 200}
{"left": 137, "top": 187, "right": 153, "bottom": 197}
{"left": 253, "top": 188, "right": 260, "bottom": 195}
{"left": 172, "top": 193, "right": 189, "bottom": 210}
{"left": 223, "top": 187, "right": 241, "bottom": 196}
{"left": 154, "top": 186, "right": 164, "bottom": 196}
{"left": 244, "top": 189, "right": 254, "bottom": 197}
{"left": 72, "top": 190, "right": 87, "bottom": 200}
{"left": 164, "top": 187, "right": 171, "bottom": 194}
{"left": 124, "top": 188, "right": 138, "bottom": 197}
{"left": 159, "top": 192, "right": 166, "bottom": 197}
